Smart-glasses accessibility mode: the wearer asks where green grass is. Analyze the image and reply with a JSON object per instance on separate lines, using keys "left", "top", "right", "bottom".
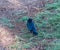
{"left": 1, "top": 0, "right": 60, "bottom": 50}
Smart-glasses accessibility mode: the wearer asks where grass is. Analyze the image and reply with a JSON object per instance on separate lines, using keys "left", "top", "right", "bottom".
{"left": 1, "top": 0, "right": 60, "bottom": 50}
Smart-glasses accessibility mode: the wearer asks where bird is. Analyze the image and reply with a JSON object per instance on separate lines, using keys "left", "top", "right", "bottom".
{"left": 27, "top": 18, "right": 38, "bottom": 36}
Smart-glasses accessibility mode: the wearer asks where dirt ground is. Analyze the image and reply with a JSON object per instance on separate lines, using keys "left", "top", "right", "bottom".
{"left": 0, "top": 0, "right": 55, "bottom": 50}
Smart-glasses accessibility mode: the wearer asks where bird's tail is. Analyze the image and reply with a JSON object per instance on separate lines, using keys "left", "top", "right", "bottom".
{"left": 33, "top": 31, "right": 38, "bottom": 36}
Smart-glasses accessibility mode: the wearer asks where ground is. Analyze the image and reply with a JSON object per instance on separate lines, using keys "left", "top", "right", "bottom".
{"left": 0, "top": 0, "right": 60, "bottom": 50}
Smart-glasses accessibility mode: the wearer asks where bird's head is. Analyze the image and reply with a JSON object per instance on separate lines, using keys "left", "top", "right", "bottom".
{"left": 28, "top": 18, "right": 32, "bottom": 23}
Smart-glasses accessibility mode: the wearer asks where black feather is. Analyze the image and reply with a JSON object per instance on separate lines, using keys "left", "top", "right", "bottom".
{"left": 27, "top": 18, "right": 38, "bottom": 36}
